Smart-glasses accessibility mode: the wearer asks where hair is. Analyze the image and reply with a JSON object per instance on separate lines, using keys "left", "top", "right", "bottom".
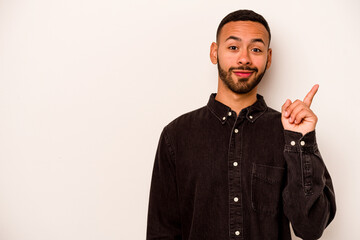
{"left": 216, "top": 9, "right": 271, "bottom": 45}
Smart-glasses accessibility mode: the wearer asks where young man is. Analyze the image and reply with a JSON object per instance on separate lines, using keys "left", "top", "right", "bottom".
{"left": 147, "top": 10, "right": 336, "bottom": 240}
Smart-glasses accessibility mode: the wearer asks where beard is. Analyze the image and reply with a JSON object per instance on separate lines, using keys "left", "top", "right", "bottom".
{"left": 217, "top": 58, "right": 267, "bottom": 94}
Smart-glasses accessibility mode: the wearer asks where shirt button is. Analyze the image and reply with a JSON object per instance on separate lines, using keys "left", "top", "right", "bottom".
{"left": 233, "top": 162, "right": 238, "bottom": 166}
{"left": 234, "top": 129, "right": 239, "bottom": 133}
{"left": 300, "top": 141, "right": 305, "bottom": 146}
{"left": 234, "top": 197, "right": 239, "bottom": 202}
{"left": 290, "top": 141, "right": 296, "bottom": 146}
{"left": 235, "top": 230, "right": 240, "bottom": 236}
{"left": 222, "top": 116, "right": 226, "bottom": 120}
{"left": 249, "top": 115, "right": 253, "bottom": 119}
{"left": 228, "top": 112, "right": 232, "bottom": 116}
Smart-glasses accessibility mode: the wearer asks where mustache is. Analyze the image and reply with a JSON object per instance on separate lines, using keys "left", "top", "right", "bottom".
{"left": 229, "top": 66, "right": 258, "bottom": 72}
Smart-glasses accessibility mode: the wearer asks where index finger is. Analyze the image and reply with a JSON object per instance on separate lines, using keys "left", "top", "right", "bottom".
{"left": 303, "top": 84, "right": 319, "bottom": 107}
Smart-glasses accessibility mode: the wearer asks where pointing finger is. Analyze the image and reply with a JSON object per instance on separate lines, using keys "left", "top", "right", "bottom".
{"left": 303, "top": 84, "right": 319, "bottom": 107}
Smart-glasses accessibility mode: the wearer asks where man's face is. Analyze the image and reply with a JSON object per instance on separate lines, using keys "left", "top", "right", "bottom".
{"left": 210, "top": 21, "right": 272, "bottom": 94}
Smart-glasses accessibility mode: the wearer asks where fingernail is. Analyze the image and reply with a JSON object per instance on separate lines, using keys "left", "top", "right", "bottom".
{"left": 285, "top": 111, "right": 288, "bottom": 117}
{"left": 289, "top": 117, "right": 292, "bottom": 122}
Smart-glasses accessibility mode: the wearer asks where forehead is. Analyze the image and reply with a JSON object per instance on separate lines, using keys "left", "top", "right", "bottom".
{"left": 218, "top": 21, "right": 269, "bottom": 45}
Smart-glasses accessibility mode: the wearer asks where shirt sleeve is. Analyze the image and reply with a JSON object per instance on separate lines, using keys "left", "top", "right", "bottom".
{"left": 147, "top": 127, "right": 182, "bottom": 240}
{"left": 282, "top": 130, "right": 336, "bottom": 239}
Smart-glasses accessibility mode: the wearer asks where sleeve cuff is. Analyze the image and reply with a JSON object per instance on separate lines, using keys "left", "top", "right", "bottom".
{"left": 284, "top": 130, "right": 317, "bottom": 152}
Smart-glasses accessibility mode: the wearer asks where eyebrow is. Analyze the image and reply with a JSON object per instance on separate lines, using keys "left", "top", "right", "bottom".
{"left": 225, "top": 36, "right": 265, "bottom": 45}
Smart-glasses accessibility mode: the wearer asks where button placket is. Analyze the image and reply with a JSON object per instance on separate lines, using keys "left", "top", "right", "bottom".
{"left": 229, "top": 120, "right": 243, "bottom": 239}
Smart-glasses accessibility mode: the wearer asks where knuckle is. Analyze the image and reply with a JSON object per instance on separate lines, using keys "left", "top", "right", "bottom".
{"left": 288, "top": 103, "right": 296, "bottom": 110}
{"left": 314, "top": 114, "right": 318, "bottom": 121}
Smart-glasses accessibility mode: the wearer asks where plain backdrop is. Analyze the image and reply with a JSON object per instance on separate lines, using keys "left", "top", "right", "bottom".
{"left": 0, "top": 0, "right": 359, "bottom": 239}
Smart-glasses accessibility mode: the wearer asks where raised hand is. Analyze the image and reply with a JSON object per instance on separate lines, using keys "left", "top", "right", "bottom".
{"left": 281, "top": 85, "right": 319, "bottom": 136}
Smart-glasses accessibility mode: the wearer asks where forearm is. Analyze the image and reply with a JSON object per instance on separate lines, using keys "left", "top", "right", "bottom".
{"left": 282, "top": 130, "right": 336, "bottom": 239}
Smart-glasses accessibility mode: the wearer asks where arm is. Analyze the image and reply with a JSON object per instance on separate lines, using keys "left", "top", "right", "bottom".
{"left": 281, "top": 85, "right": 336, "bottom": 239}
{"left": 282, "top": 130, "right": 336, "bottom": 239}
{"left": 147, "top": 127, "right": 182, "bottom": 240}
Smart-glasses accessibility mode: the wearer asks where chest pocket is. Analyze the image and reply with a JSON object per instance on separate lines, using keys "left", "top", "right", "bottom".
{"left": 251, "top": 163, "right": 285, "bottom": 215}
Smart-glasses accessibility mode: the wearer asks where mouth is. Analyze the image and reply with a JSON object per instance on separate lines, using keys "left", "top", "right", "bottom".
{"left": 233, "top": 71, "right": 254, "bottom": 78}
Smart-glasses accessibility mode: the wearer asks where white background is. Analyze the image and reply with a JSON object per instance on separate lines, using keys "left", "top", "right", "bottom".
{"left": 0, "top": 0, "right": 359, "bottom": 239}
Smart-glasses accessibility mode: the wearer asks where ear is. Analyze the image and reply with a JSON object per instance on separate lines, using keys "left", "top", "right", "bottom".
{"left": 210, "top": 42, "right": 218, "bottom": 64}
{"left": 266, "top": 48, "right": 272, "bottom": 69}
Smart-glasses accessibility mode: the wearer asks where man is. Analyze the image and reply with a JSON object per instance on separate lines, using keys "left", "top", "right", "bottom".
{"left": 147, "top": 9, "right": 336, "bottom": 240}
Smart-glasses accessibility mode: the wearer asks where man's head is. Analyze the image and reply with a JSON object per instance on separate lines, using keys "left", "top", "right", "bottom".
{"left": 210, "top": 10, "right": 272, "bottom": 95}
{"left": 216, "top": 10, "right": 271, "bottom": 46}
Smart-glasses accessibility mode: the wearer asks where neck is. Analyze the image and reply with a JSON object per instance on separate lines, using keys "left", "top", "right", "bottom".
{"left": 215, "top": 80, "right": 258, "bottom": 115}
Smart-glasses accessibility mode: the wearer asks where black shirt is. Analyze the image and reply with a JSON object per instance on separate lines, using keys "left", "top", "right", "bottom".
{"left": 147, "top": 94, "right": 336, "bottom": 240}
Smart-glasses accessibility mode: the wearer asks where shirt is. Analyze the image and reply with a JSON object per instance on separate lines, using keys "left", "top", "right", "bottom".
{"left": 147, "top": 94, "right": 336, "bottom": 240}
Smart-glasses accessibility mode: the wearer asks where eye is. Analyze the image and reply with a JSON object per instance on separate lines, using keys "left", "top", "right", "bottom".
{"left": 229, "top": 46, "right": 238, "bottom": 50}
{"left": 252, "top": 48, "right": 262, "bottom": 53}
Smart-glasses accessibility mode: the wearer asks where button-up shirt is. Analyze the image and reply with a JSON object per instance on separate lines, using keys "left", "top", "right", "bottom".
{"left": 147, "top": 94, "right": 336, "bottom": 240}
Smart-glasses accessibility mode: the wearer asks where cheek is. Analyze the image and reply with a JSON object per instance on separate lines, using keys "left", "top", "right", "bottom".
{"left": 253, "top": 57, "right": 268, "bottom": 70}
{"left": 218, "top": 52, "right": 238, "bottom": 68}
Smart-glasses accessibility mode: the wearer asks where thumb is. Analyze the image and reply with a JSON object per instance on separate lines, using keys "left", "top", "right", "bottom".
{"left": 281, "top": 99, "right": 292, "bottom": 118}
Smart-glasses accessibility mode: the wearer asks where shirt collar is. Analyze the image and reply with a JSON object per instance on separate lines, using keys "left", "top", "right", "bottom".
{"left": 206, "top": 93, "right": 268, "bottom": 124}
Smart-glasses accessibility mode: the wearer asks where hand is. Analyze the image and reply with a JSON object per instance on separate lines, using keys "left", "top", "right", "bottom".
{"left": 281, "top": 84, "right": 319, "bottom": 136}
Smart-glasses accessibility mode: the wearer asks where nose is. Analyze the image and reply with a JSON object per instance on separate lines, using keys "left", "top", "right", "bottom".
{"left": 238, "top": 49, "right": 251, "bottom": 65}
